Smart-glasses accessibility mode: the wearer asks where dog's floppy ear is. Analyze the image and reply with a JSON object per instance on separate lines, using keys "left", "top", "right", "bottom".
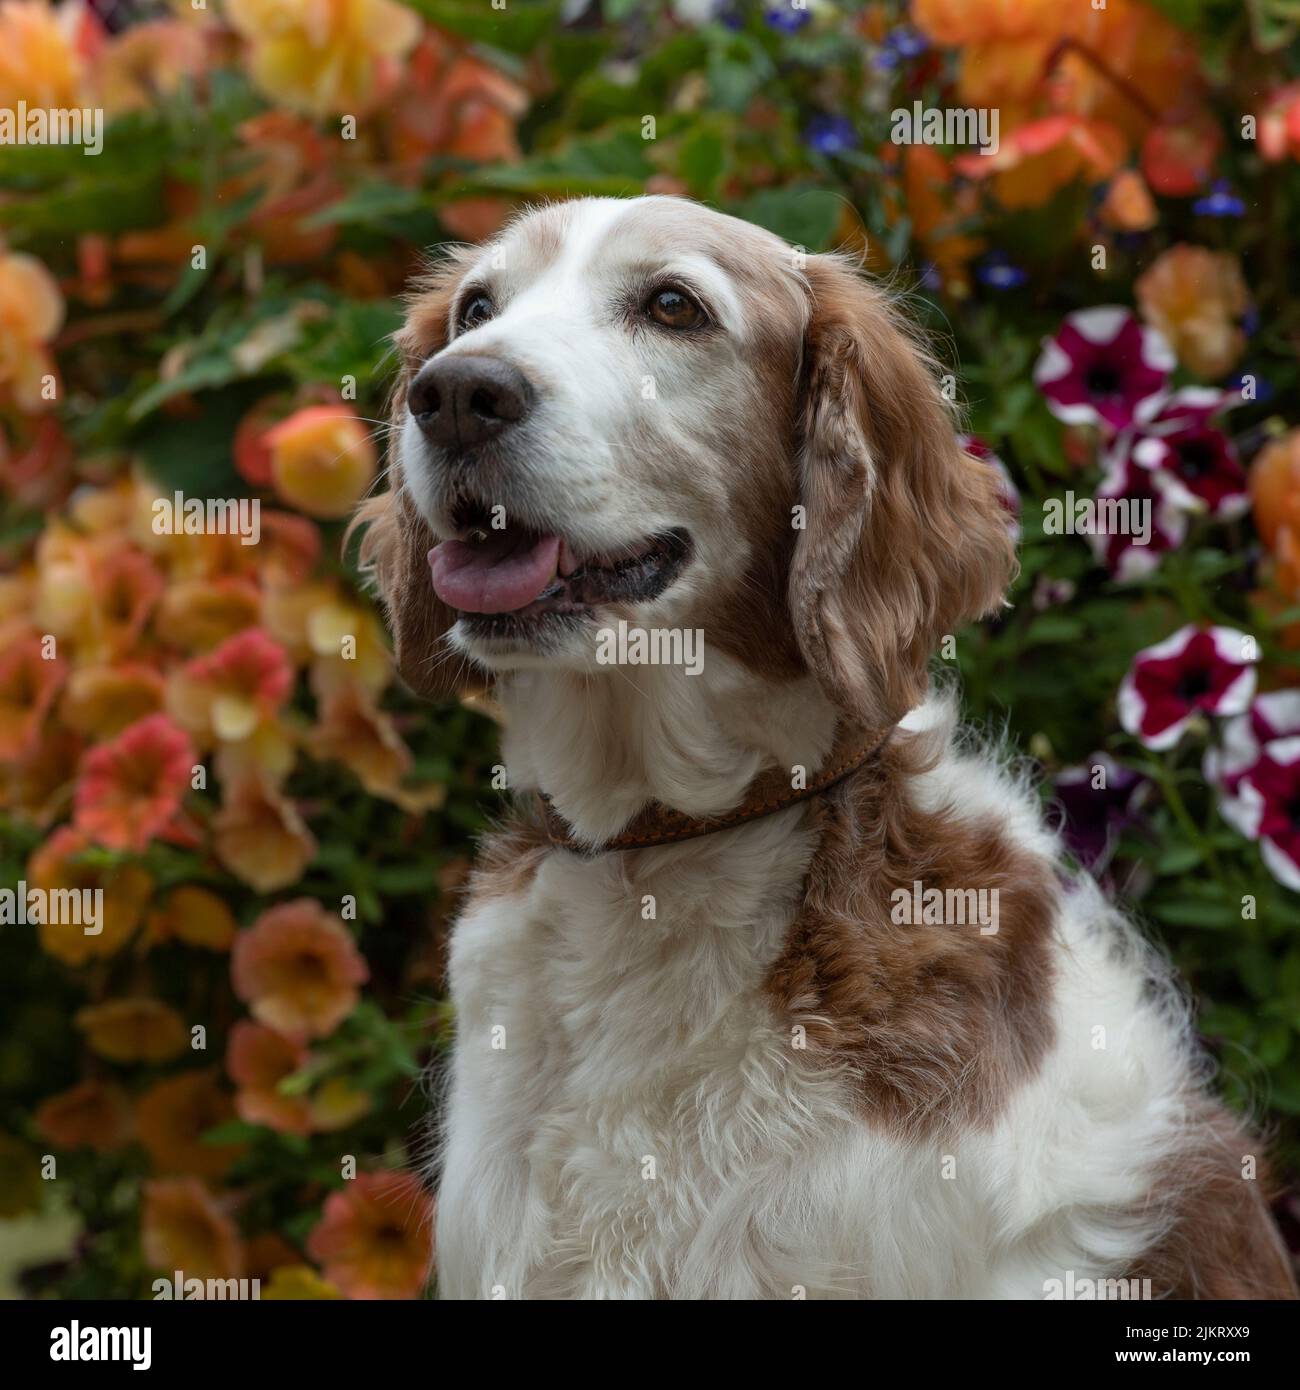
{"left": 350, "top": 248, "right": 482, "bottom": 702}
{"left": 789, "top": 255, "right": 1016, "bottom": 727}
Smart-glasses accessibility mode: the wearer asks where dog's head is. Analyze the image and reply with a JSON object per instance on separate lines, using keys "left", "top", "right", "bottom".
{"left": 358, "top": 196, "right": 1014, "bottom": 727}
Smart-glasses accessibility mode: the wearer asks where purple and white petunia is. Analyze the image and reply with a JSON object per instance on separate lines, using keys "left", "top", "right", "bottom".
{"left": 1204, "top": 690, "right": 1300, "bottom": 837}
{"left": 1128, "top": 388, "right": 1249, "bottom": 522}
{"left": 1089, "top": 445, "right": 1191, "bottom": 580}
{"left": 1034, "top": 307, "right": 1175, "bottom": 435}
{"left": 958, "top": 434, "right": 1021, "bottom": 542}
{"left": 1235, "top": 738, "right": 1300, "bottom": 891}
{"left": 1117, "top": 624, "right": 1257, "bottom": 751}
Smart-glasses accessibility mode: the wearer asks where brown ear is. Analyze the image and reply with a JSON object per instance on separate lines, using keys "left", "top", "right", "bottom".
{"left": 789, "top": 255, "right": 1016, "bottom": 727}
{"left": 350, "top": 247, "right": 483, "bottom": 702}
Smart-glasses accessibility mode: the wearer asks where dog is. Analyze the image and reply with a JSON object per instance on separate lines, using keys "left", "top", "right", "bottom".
{"left": 355, "top": 195, "right": 1298, "bottom": 1300}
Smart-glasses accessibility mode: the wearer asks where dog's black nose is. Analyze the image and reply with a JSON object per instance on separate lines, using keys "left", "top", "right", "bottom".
{"left": 408, "top": 356, "right": 533, "bottom": 450}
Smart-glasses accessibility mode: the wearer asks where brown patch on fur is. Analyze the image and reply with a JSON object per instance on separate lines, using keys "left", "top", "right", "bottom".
{"left": 348, "top": 250, "right": 482, "bottom": 701}
{"left": 764, "top": 729, "right": 1057, "bottom": 1137}
{"left": 789, "top": 257, "right": 1017, "bottom": 727}
{"left": 467, "top": 815, "right": 552, "bottom": 903}
{"left": 1128, "top": 1104, "right": 1299, "bottom": 1299}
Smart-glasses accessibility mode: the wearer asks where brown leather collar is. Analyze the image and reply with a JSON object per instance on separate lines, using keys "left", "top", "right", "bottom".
{"left": 537, "top": 721, "right": 893, "bottom": 854}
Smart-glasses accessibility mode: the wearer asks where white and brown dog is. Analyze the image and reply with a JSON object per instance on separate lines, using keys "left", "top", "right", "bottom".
{"left": 355, "top": 196, "right": 1297, "bottom": 1300}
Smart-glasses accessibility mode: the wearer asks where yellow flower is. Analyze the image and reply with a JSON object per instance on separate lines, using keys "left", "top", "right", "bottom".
{"left": 27, "top": 827, "right": 152, "bottom": 966}
{"left": 265, "top": 405, "right": 377, "bottom": 519}
{"left": 262, "top": 1264, "right": 343, "bottom": 1299}
{"left": 75, "top": 997, "right": 189, "bottom": 1063}
{"left": 226, "top": 0, "right": 421, "bottom": 118}
{"left": 0, "top": 0, "right": 84, "bottom": 111}
{"left": 60, "top": 663, "right": 165, "bottom": 740}
{"left": 0, "top": 247, "right": 65, "bottom": 412}
{"left": 1135, "top": 244, "right": 1249, "bottom": 381}
{"left": 144, "top": 885, "right": 238, "bottom": 952}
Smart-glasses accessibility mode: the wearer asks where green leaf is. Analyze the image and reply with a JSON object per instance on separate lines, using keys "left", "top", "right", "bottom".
{"left": 398, "top": 0, "right": 561, "bottom": 53}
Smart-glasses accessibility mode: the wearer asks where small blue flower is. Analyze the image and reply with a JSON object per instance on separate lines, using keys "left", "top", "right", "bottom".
{"left": 872, "top": 47, "right": 901, "bottom": 71}
{"left": 765, "top": 4, "right": 812, "bottom": 32}
{"left": 887, "top": 26, "right": 928, "bottom": 59}
{"left": 1242, "top": 304, "right": 1260, "bottom": 337}
{"left": 1193, "top": 180, "right": 1246, "bottom": 217}
{"left": 919, "top": 262, "right": 942, "bottom": 293}
{"left": 976, "top": 252, "right": 1028, "bottom": 290}
{"left": 805, "top": 114, "right": 857, "bottom": 156}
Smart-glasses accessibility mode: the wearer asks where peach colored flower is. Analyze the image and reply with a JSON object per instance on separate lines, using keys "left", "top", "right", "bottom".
{"left": 0, "top": 630, "right": 65, "bottom": 759}
{"left": 232, "top": 899, "right": 367, "bottom": 1040}
{"left": 1251, "top": 433, "right": 1300, "bottom": 564}
{"left": 144, "top": 885, "right": 238, "bottom": 952}
{"left": 262, "top": 1264, "right": 343, "bottom": 1299}
{"left": 310, "top": 683, "right": 443, "bottom": 813}
{"left": 225, "top": 0, "right": 420, "bottom": 118}
{"left": 35, "top": 1079, "right": 133, "bottom": 1153}
{"left": 73, "top": 713, "right": 194, "bottom": 852}
{"left": 99, "top": 18, "right": 207, "bottom": 116}
{"left": 27, "top": 826, "right": 152, "bottom": 965}
{"left": 1135, "top": 244, "right": 1249, "bottom": 382}
{"left": 168, "top": 628, "right": 294, "bottom": 744}
{"left": 60, "top": 663, "right": 164, "bottom": 740}
{"left": 1, "top": 722, "right": 81, "bottom": 827}
{"left": 0, "top": 247, "right": 65, "bottom": 411}
{"left": 259, "top": 510, "right": 322, "bottom": 586}
{"left": 955, "top": 114, "right": 1126, "bottom": 209}
{"left": 142, "top": 1177, "right": 244, "bottom": 1280}
{"left": 157, "top": 578, "right": 262, "bottom": 653}
{"left": 1099, "top": 169, "right": 1156, "bottom": 233}
{"left": 226, "top": 1020, "right": 313, "bottom": 1136}
{"left": 37, "top": 534, "right": 164, "bottom": 663}
{"left": 306, "top": 1170, "right": 433, "bottom": 1300}
{"left": 135, "top": 1070, "right": 243, "bottom": 1179}
{"left": 265, "top": 406, "right": 377, "bottom": 520}
{"left": 75, "top": 997, "right": 189, "bottom": 1063}
{"left": 0, "top": 0, "right": 84, "bottom": 112}
{"left": 212, "top": 771, "right": 317, "bottom": 892}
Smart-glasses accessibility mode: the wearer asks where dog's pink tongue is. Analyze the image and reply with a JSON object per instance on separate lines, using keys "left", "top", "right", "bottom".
{"left": 428, "top": 533, "right": 560, "bottom": 614}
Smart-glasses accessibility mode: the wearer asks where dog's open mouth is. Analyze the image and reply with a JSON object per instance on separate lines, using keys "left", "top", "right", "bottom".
{"left": 428, "top": 501, "right": 691, "bottom": 628}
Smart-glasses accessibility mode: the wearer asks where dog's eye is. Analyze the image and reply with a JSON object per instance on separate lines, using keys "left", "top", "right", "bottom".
{"left": 645, "top": 287, "right": 706, "bottom": 331}
{"left": 457, "top": 293, "right": 494, "bottom": 333}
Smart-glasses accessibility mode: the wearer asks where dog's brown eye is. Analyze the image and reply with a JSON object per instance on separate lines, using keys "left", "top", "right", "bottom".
{"left": 646, "top": 288, "right": 705, "bottom": 330}
{"left": 458, "top": 293, "right": 494, "bottom": 332}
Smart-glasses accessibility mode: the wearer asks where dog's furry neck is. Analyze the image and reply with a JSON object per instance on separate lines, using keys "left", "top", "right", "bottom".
{"left": 496, "top": 655, "right": 840, "bottom": 845}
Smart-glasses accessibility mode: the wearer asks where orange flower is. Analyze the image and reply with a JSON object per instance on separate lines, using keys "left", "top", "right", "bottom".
{"left": 0, "top": 247, "right": 65, "bottom": 412}
{"left": 141, "top": 1177, "right": 244, "bottom": 1280}
{"left": 168, "top": 628, "right": 294, "bottom": 744}
{"left": 144, "top": 885, "right": 238, "bottom": 952}
{"left": 60, "top": 663, "right": 164, "bottom": 740}
{"left": 225, "top": 0, "right": 420, "bottom": 118}
{"left": 1141, "top": 119, "right": 1221, "bottom": 198}
{"left": 135, "top": 1070, "right": 243, "bottom": 1179}
{"left": 212, "top": 771, "right": 317, "bottom": 892}
{"left": 0, "top": 630, "right": 65, "bottom": 760}
{"left": 76, "top": 997, "right": 189, "bottom": 1063}
{"left": 27, "top": 826, "right": 152, "bottom": 965}
{"left": 0, "top": 0, "right": 85, "bottom": 112}
{"left": 1099, "top": 169, "right": 1156, "bottom": 233}
{"left": 232, "top": 899, "right": 367, "bottom": 1040}
{"left": 1135, "top": 244, "right": 1249, "bottom": 381}
{"left": 265, "top": 406, "right": 377, "bottom": 520}
{"left": 913, "top": 0, "right": 1065, "bottom": 43}
{"left": 1251, "top": 430, "right": 1300, "bottom": 558}
{"left": 955, "top": 113, "right": 1126, "bottom": 209}
{"left": 157, "top": 578, "right": 262, "bottom": 653}
{"left": 310, "top": 683, "right": 444, "bottom": 812}
{"left": 226, "top": 1020, "right": 313, "bottom": 1136}
{"left": 306, "top": 1170, "right": 434, "bottom": 1300}
{"left": 35, "top": 1080, "right": 133, "bottom": 1153}
{"left": 37, "top": 535, "right": 163, "bottom": 663}
{"left": 73, "top": 713, "right": 194, "bottom": 852}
